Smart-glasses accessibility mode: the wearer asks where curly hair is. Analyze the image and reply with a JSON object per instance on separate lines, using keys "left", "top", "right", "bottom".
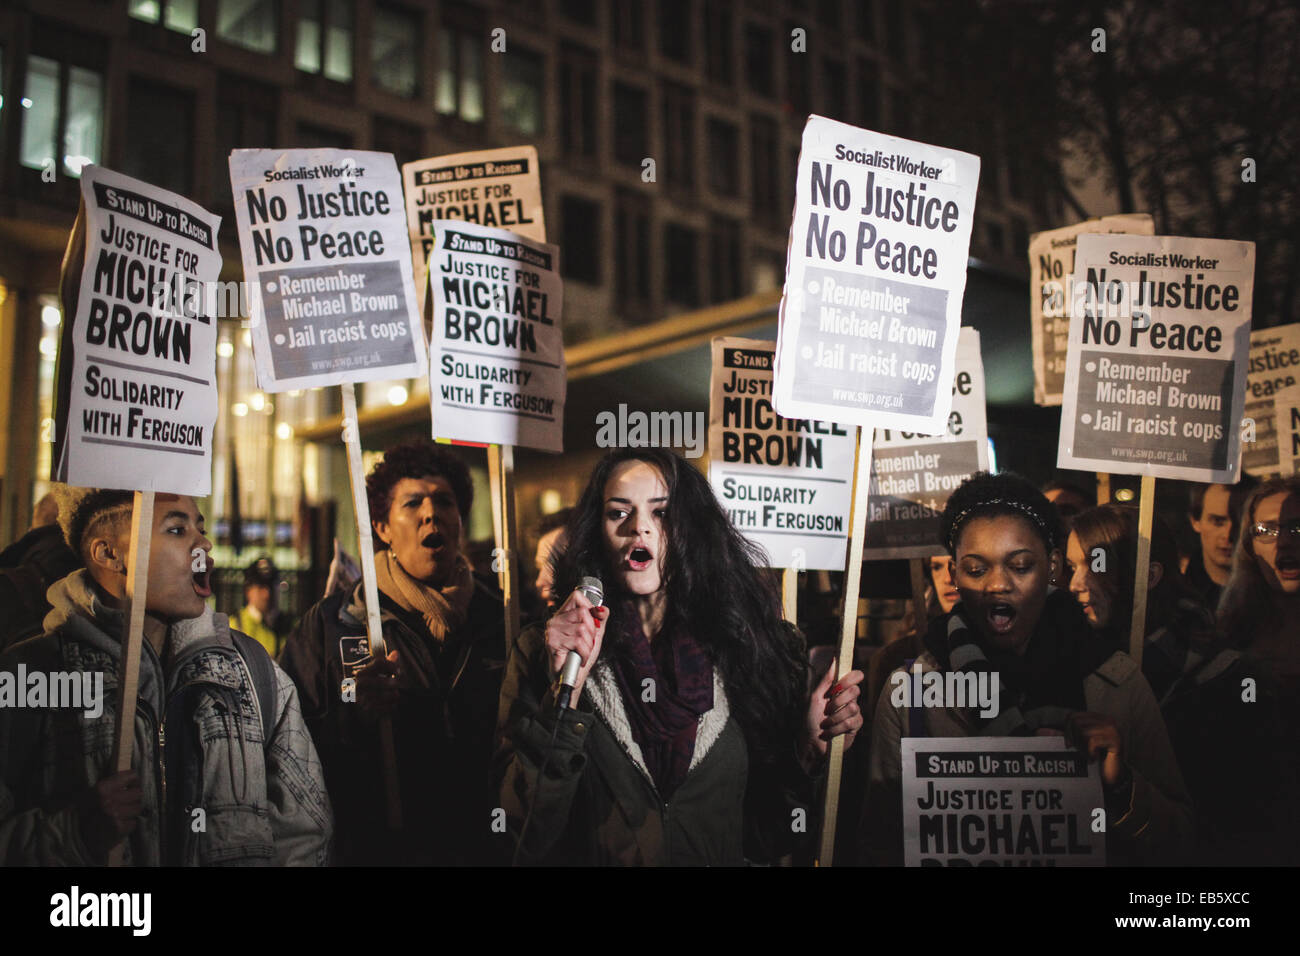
{"left": 365, "top": 440, "right": 473, "bottom": 527}
{"left": 940, "top": 471, "right": 1064, "bottom": 557}
{"left": 551, "top": 448, "right": 808, "bottom": 771}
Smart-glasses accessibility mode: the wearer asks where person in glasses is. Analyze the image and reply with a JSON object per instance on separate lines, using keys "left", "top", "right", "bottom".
{"left": 1217, "top": 476, "right": 1300, "bottom": 863}
{"left": 1065, "top": 504, "right": 1274, "bottom": 863}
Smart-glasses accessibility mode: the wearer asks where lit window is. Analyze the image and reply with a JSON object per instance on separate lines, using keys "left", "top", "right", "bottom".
{"left": 130, "top": 0, "right": 199, "bottom": 33}
{"left": 372, "top": 5, "right": 418, "bottom": 98}
{"left": 296, "top": 0, "right": 353, "bottom": 82}
{"left": 500, "top": 49, "right": 543, "bottom": 136}
{"left": 436, "top": 29, "right": 484, "bottom": 122}
{"left": 217, "top": 0, "right": 279, "bottom": 55}
{"left": 19, "top": 56, "right": 103, "bottom": 178}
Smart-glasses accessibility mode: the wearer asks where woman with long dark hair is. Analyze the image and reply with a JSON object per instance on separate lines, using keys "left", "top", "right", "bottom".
{"left": 1065, "top": 503, "right": 1277, "bottom": 862}
{"left": 862, "top": 472, "right": 1192, "bottom": 865}
{"left": 495, "top": 449, "right": 863, "bottom": 865}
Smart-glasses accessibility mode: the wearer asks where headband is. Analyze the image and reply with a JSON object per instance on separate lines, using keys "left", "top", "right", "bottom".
{"left": 947, "top": 498, "right": 1054, "bottom": 553}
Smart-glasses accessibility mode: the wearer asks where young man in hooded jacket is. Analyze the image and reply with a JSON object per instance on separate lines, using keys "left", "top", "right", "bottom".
{"left": 0, "top": 486, "right": 332, "bottom": 865}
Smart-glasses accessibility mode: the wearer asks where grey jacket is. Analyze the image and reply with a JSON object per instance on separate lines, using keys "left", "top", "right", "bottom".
{"left": 864, "top": 649, "right": 1195, "bottom": 866}
{"left": 0, "top": 571, "right": 332, "bottom": 866}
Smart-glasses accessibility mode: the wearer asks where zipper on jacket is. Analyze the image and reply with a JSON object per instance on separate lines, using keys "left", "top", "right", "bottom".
{"left": 157, "top": 718, "right": 167, "bottom": 863}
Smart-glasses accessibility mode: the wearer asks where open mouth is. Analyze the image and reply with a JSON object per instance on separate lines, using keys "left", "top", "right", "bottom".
{"left": 422, "top": 531, "right": 446, "bottom": 551}
{"left": 1276, "top": 555, "right": 1300, "bottom": 578}
{"left": 192, "top": 565, "right": 212, "bottom": 598}
{"left": 986, "top": 602, "right": 1017, "bottom": 634}
{"left": 626, "top": 545, "right": 653, "bottom": 571}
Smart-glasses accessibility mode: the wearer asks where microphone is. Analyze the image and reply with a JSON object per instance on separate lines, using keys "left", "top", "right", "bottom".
{"left": 557, "top": 576, "right": 603, "bottom": 711}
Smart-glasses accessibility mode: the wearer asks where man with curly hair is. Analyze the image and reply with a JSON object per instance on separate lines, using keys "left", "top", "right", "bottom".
{"left": 280, "top": 440, "right": 505, "bottom": 865}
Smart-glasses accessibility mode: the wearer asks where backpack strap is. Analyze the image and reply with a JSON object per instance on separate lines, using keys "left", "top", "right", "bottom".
{"left": 230, "top": 629, "right": 277, "bottom": 745}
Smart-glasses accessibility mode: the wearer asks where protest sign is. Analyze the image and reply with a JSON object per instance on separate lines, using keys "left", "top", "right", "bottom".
{"left": 1029, "top": 214, "right": 1154, "bottom": 406}
{"left": 403, "top": 146, "right": 545, "bottom": 314}
{"left": 863, "top": 327, "right": 988, "bottom": 559}
{"left": 228, "top": 148, "right": 426, "bottom": 392}
{"left": 1244, "top": 324, "right": 1300, "bottom": 476}
{"left": 53, "top": 165, "right": 222, "bottom": 494}
{"left": 901, "top": 737, "right": 1106, "bottom": 867}
{"left": 428, "top": 220, "right": 565, "bottom": 453}
{"left": 1270, "top": 380, "right": 1300, "bottom": 475}
{"left": 708, "top": 337, "right": 856, "bottom": 570}
{"left": 773, "top": 115, "right": 979, "bottom": 436}
{"left": 1057, "top": 234, "right": 1254, "bottom": 483}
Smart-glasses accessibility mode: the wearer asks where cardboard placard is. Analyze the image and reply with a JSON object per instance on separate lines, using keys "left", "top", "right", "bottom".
{"left": 863, "top": 327, "right": 988, "bottom": 559}
{"left": 53, "top": 166, "right": 222, "bottom": 494}
{"left": 228, "top": 148, "right": 426, "bottom": 392}
{"left": 1057, "top": 235, "right": 1254, "bottom": 482}
{"left": 1028, "top": 214, "right": 1154, "bottom": 406}
{"left": 428, "top": 220, "right": 565, "bottom": 452}
{"left": 902, "top": 737, "right": 1106, "bottom": 867}
{"left": 707, "top": 337, "right": 856, "bottom": 570}
{"left": 773, "top": 115, "right": 979, "bottom": 435}
{"left": 402, "top": 146, "right": 546, "bottom": 314}
{"left": 1244, "top": 324, "right": 1300, "bottom": 476}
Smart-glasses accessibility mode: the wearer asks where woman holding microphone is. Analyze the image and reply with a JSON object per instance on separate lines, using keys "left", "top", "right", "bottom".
{"left": 495, "top": 449, "right": 863, "bottom": 865}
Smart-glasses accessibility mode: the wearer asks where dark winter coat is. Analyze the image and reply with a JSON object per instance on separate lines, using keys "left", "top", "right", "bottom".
{"left": 280, "top": 575, "right": 505, "bottom": 865}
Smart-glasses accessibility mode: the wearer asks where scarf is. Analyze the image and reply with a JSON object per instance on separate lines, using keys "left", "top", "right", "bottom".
{"left": 609, "top": 606, "right": 714, "bottom": 799}
{"left": 374, "top": 549, "right": 474, "bottom": 643}
{"left": 924, "top": 589, "right": 1107, "bottom": 734}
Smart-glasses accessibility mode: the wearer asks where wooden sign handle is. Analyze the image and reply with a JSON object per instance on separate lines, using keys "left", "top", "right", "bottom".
{"left": 107, "top": 490, "right": 154, "bottom": 867}
{"left": 782, "top": 567, "right": 798, "bottom": 624}
{"left": 488, "top": 443, "right": 521, "bottom": 652}
{"left": 816, "top": 428, "right": 872, "bottom": 866}
{"left": 1129, "top": 474, "right": 1156, "bottom": 666}
{"left": 341, "top": 384, "right": 402, "bottom": 830}
{"left": 909, "top": 558, "right": 927, "bottom": 639}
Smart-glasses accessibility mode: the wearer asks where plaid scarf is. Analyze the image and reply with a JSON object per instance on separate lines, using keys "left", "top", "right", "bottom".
{"left": 924, "top": 589, "right": 1106, "bottom": 734}
{"left": 609, "top": 607, "right": 714, "bottom": 799}
{"left": 1140, "top": 597, "right": 1238, "bottom": 707}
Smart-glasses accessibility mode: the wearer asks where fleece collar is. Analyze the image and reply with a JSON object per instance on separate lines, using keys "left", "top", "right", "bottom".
{"left": 583, "top": 660, "right": 730, "bottom": 793}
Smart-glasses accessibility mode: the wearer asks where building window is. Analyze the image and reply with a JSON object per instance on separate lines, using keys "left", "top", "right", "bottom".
{"left": 372, "top": 116, "right": 423, "bottom": 168}
{"left": 750, "top": 115, "right": 781, "bottom": 226}
{"left": 885, "top": 0, "right": 906, "bottom": 62}
{"left": 856, "top": 0, "right": 876, "bottom": 42}
{"left": 985, "top": 220, "right": 1005, "bottom": 256}
{"left": 709, "top": 216, "right": 742, "bottom": 304}
{"left": 297, "top": 122, "right": 352, "bottom": 149}
{"left": 561, "top": 195, "right": 602, "bottom": 285}
{"left": 891, "top": 88, "right": 911, "bottom": 137}
{"left": 124, "top": 78, "right": 194, "bottom": 193}
{"left": 1011, "top": 216, "right": 1029, "bottom": 257}
{"left": 560, "top": 44, "right": 598, "bottom": 159}
{"left": 296, "top": 0, "right": 353, "bottom": 82}
{"left": 612, "top": 83, "right": 648, "bottom": 166}
{"left": 501, "top": 48, "right": 544, "bottom": 136}
{"left": 664, "top": 224, "right": 700, "bottom": 308}
{"left": 661, "top": 82, "right": 694, "bottom": 192}
{"left": 436, "top": 28, "right": 485, "bottom": 123}
{"left": 215, "top": 77, "right": 275, "bottom": 208}
{"left": 819, "top": 0, "right": 841, "bottom": 29}
{"left": 744, "top": 24, "right": 773, "bottom": 97}
{"left": 659, "top": 0, "right": 692, "bottom": 65}
{"left": 822, "top": 59, "right": 845, "bottom": 122}
{"left": 703, "top": 0, "right": 733, "bottom": 85}
{"left": 611, "top": 0, "right": 644, "bottom": 50}
{"left": 614, "top": 190, "right": 651, "bottom": 310}
{"left": 372, "top": 5, "right": 418, "bottom": 98}
{"left": 19, "top": 55, "right": 103, "bottom": 178}
{"left": 786, "top": 20, "right": 810, "bottom": 115}
{"left": 706, "top": 119, "right": 739, "bottom": 197}
{"left": 217, "top": 0, "right": 279, "bottom": 54}
{"left": 857, "top": 58, "right": 880, "bottom": 130}
{"left": 561, "top": 0, "right": 597, "bottom": 23}
{"left": 129, "top": 0, "right": 199, "bottom": 33}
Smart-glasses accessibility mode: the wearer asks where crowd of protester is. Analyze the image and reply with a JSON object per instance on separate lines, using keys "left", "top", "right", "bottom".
{"left": 0, "top": 439, "right": 1296, "bottom": 866}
